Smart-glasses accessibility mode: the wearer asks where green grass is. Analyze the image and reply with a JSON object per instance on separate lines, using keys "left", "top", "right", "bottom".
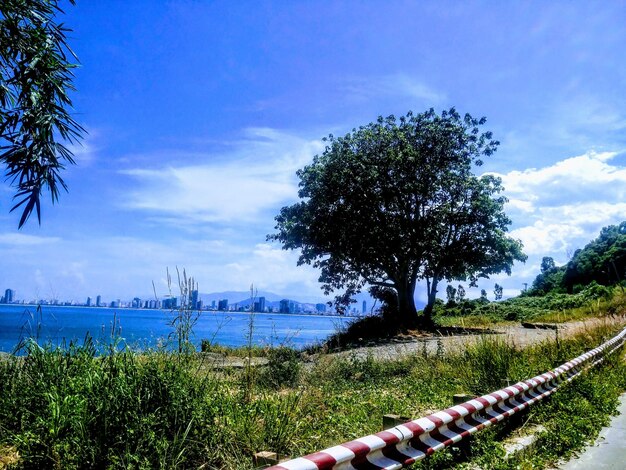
{"left": 200, "top": 340, "right": 269, "bottom": 357}
{"left": 1, "top": 320, "right": 625, "bottom": 469}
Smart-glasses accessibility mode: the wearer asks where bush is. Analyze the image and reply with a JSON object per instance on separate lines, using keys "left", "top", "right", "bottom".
{"left": 262, "top": 347, "right": 301, "bottom": 389}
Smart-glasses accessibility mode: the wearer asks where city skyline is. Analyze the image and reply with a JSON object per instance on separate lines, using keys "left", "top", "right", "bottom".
{"left": 1, "top": 2, "right": 625, "bottom": 305}
{"left": 0, "top": 286, "right": 366, "bottom": 315}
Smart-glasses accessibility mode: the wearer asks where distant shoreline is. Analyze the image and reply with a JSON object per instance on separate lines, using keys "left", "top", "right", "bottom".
{"left": 0, "top": 303, "right": 361, "bottom": 319}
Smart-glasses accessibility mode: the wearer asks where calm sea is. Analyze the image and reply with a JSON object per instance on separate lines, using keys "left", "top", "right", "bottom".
{"left": 0, "top": 304, "right": 350, "bottom": 353}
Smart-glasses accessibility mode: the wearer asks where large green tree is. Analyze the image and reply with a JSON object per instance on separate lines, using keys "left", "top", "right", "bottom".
{"left": 1, "top": 0, "right": 82, "bottom": 227}
{"left": 564, "top": 222, "right": 626, "bottom": 292}
{"left": 269, "top": 109, "right": 526, "bottom": 328}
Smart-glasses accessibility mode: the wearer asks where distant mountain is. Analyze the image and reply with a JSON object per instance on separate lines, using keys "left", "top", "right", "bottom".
{"left": 198, "top": 290, "right": 298, "bottom": 305}
{"left": 198, "top": 289, "right": 380, "bottom": 313}
{"left": 135, "top": 288, "right": 416, "bottom": 313}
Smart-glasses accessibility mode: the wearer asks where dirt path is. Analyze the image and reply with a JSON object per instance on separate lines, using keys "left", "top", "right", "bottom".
{"left": 322, "top": 316, "right": 626, "bottom": 362}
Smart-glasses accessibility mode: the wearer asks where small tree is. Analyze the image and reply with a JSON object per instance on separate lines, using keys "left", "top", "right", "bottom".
{"left": 480, "top": 289, "right": 488, "bottom": 300}
{"left": 269, "top": 109, "right": 526, "bottom": 329}
{"left": 456, "top": 284, "right": 466, "bottom": 302}
{"left": 446, "top": 284, "right": 457, "bottom": 304}
{"left": 540, "top": 256, "right": 556, "bottom": 274}
{"left": 494, "top": 283, "right": 503, "bottom": 301}
{"left": 1, "top": 0, "right": 83, "bottom": 227}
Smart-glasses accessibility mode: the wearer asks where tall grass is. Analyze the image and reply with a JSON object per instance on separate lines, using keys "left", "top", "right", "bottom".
{"left": 1, "top": 318, "right": 624, "bottom": 468}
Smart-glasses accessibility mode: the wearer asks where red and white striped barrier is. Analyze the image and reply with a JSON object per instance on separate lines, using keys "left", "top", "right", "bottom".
{"left": 270, "top": 326, "right": 626, "bottom": 470}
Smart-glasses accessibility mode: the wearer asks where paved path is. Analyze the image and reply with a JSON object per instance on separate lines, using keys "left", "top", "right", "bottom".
{"left": 559, "top": 394, "right": 626, "bottom": 469}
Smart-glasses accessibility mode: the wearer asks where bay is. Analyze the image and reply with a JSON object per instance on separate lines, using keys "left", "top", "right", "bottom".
{"left": 0, "top": 304, "right": 349, "bottom": 353}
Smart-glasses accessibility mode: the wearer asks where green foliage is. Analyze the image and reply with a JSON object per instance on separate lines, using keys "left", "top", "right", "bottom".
{"left": 446, "top": 284, "right": 457, "bottom": 304}
{"left": 261, "top": 346, "right": 301, "bottom": 389}
{"left": 434, "top": 283, "right": 620, "bottom": 325}
{"left": 0, "top": 0, "right": 84, "bottom": 227}
{"left": 200, "top": 339, "right": 268, "bottom": 357}
{"left": 269, "top": 108, "right": 526, "bottom": 328}
{"left": 529, "top": 263, "right": 566, "bottom": 295}
{"left": 527, "top": 222, "right": 626, "bottom": 296}
{"left": 461, "top": 336, "right": 520, "bottom": 395}
{"left": 493, "top": 283, "right": 503, "bottom": 300}
{"left": 1, "top": 323, "right": 624, "bottom": 468}
{"left": 564, "top": 221, "right": 626, "bottom": 291}
{"left": 0, "top": 340, "right": 214, "bottom": 468}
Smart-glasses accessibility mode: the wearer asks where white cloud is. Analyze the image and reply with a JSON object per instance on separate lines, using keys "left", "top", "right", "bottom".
{"left": 66, "top": 129, "right": 101, "bottom": 166}
{"left": 498, "top": 151, "right": 626, "bottom": 201}
{"left": 341, "top": 73, "right": 445, "bottom": 105}
{"left": 510, "top": 222, "right": 585, "bottom": 256}
{"left": 120, "top": 128, "right": 323, "bottom": 224}
{"left": 0, "top": 233, "right": 61, "bottom": 246}
{"left": 478, "top": 150, "right": 626, "bottom": 297}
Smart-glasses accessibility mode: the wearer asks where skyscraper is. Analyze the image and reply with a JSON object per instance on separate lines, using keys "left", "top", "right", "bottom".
{"left": 96, "top": 295, "right": 102, "bottom": 307}
{"left": 191, "top": 289, "right": 199, "bottom": 309}
{"left": 3, "top": 289, "right": 15, "bottom": 303}
{"left": 86, "top": 297, "right": 92, "bottom": 307}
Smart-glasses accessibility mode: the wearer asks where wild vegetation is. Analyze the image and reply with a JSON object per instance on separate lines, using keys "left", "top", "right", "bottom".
{"left": 0, "top": 0, "right": 83, "bottom": 227}
{"left": 1, "top": 308, "right": 624, "bottom": 469}
{"left": 431, "top": 222, "right": 626, "bottom": 329}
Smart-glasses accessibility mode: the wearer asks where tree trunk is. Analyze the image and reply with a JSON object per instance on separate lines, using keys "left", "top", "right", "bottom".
{"left": 420, "top": 277, "right": 439, "bottom": 330}
{"left": 396, "top": 277, "right": 419, "bottom": 329}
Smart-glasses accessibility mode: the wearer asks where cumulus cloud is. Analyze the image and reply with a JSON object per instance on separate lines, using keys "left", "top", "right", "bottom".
{"left": 479, "top": 150, "right": 626, "bottom": 296}
{"left": 120, "top": 128, "right": 323, "bottom": 224}
{"left": 498, "top": 151, "right": 626, "bottom": 208}
{"left": 492, "top": 151, "right": 626, "bottom": 252}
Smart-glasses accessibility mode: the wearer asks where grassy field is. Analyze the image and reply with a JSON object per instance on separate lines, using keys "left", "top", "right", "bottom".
{"left": 0, "top": 303, "right": 625, "bottom": 468}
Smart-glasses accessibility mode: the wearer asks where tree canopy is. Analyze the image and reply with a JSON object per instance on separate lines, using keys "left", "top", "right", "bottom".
{"left": 1, "top": 0, "right": 82, "bottom": 227}
{"left": 269, "top": 109, "right": 526, "bottom": 329}
{"left": 527, "top": 222, "right": 626, "bottom": 296}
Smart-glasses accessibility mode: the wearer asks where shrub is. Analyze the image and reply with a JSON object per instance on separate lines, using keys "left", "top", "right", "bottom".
{"left": 262, "top": 347, "right": 301, "bottom": 389}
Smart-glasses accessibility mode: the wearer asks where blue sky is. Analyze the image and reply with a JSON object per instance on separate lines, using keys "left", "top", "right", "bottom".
{"left": 1, "top": 0, "right": 626, "bottom": 304}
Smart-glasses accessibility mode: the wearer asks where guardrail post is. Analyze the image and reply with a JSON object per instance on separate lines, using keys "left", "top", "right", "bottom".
{"left": 382, "top": 414, "right": 410, "bottom": 429}
{"left": 453, "top": 393, "right": 473, "bottom": 404}
{"left": 254, "top": 451, "right": 278, "bottom": 468}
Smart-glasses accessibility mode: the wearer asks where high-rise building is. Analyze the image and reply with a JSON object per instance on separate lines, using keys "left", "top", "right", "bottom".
{"left": 86, "top": 297, "right": 92, "bottom": 307}
{"left": 3, "top": 289, "right": 15, "bottom": 303}
{"left": 132, "top": 297, "right": 142, "bottom": 308}
{"left": 96, "top": 295, "right": 102, "bottom": 307}
{"left": 163, "top": 297, "right": 178, "bottom": 309}
{"left": 217, "top": 299, "right": 228, "bottom": 311}
{"left": 279, "top": 299, "right": 290, "bottom": 313}
{"left": 250, "top": 297, "right": 265, "bottom": 312}
{"left": 211, "top": 300, "right": 216, "bottom": 310}
{"left": 190, "top": 289, "right": 199, "bottom": 309}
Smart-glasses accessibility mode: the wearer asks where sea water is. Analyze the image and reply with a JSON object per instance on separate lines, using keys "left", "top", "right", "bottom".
{"left": 0, "top": 304, "right": 349, "bottom": 353}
